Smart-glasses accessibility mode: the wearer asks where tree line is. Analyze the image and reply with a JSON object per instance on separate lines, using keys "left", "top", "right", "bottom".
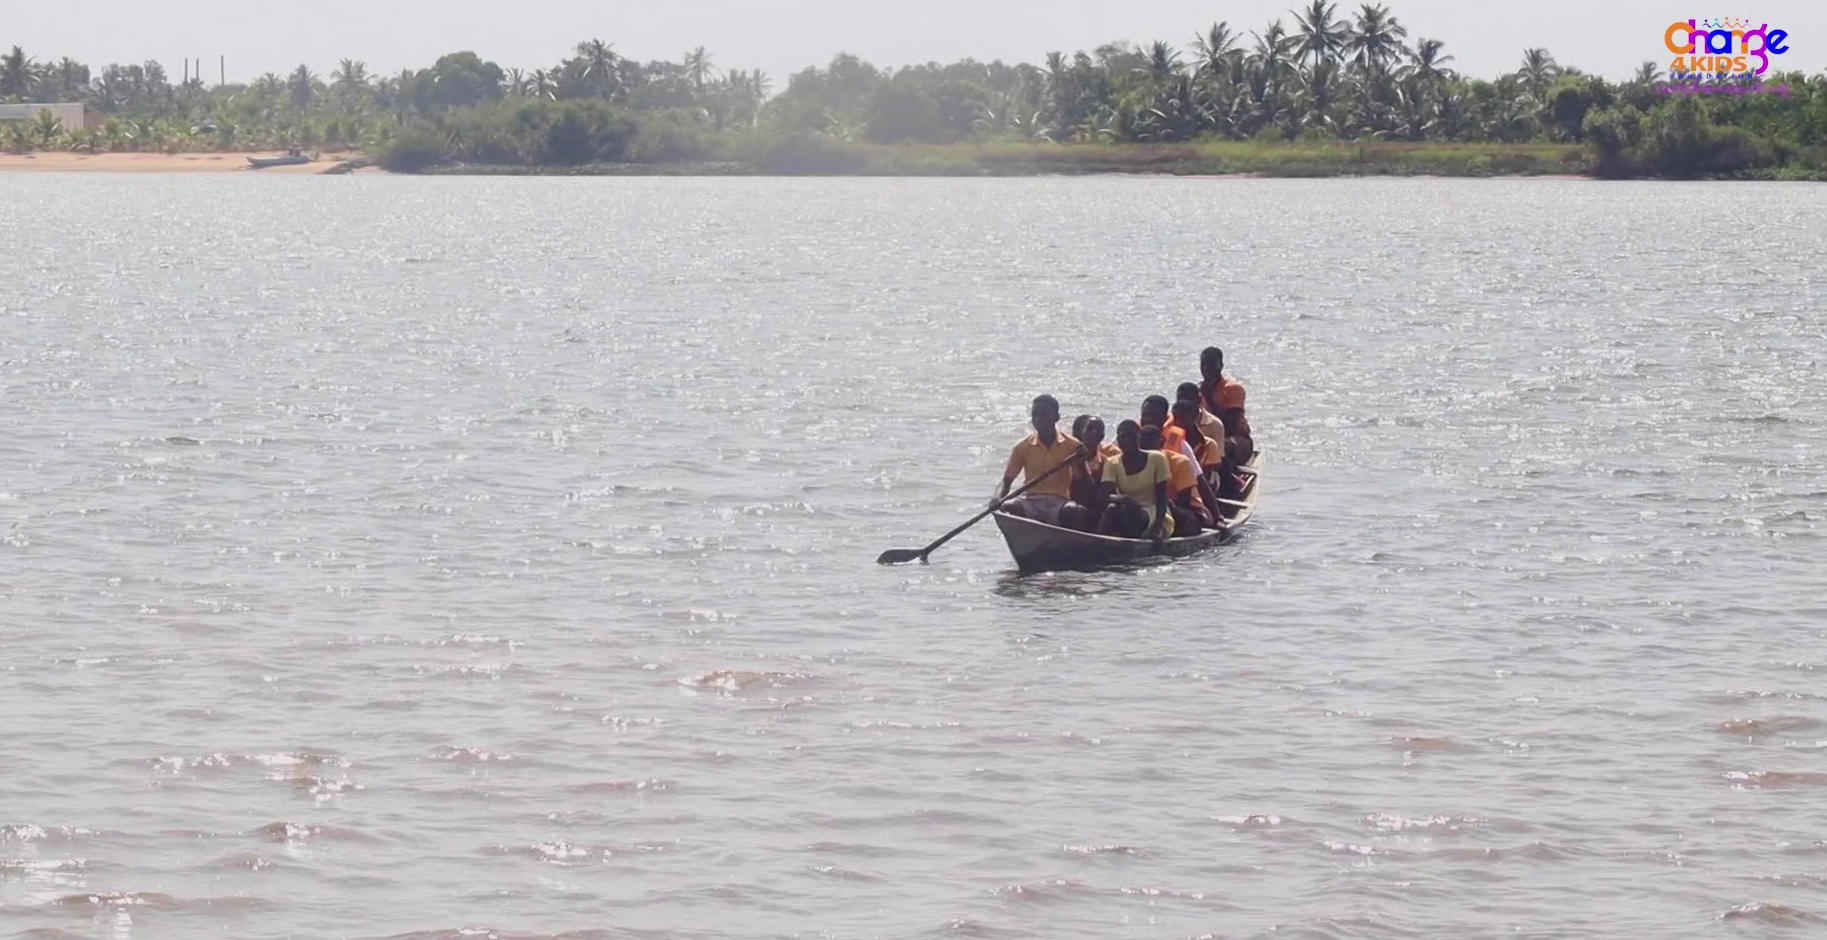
{"left": 3, "top": 2, "right": 1824, "bottom": 178}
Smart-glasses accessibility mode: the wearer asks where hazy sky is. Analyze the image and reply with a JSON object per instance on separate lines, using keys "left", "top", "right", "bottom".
{"left": 4, "top": 0, "right": 1823, "bottom": 84}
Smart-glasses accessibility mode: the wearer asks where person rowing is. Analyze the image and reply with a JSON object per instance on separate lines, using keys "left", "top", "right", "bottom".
{"left": 1098, "top": 419, "right": 1172, "bottom": 542}
{"left": 991, "top": 394, "right": 1081, "bottom": 526}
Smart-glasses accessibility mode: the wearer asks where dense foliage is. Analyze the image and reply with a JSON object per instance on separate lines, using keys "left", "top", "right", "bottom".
{"left": 3, "top": 2, "right": 1825, "bottom": 177}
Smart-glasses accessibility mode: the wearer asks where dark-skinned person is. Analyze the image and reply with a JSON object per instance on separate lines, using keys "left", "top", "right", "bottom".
{"left": 1098, "top": 419, "right": 1172, "bottom": 542}
{"left": 1140, "top": 424, "right": 1215, "bottom": 537}
{"left": 1140, "top": 394, "right": 1203, "bottom": 473}
{"left": 1171, "top": 398, "right": 1225, "bottom": 473}
{"left": 1078, "top": 415, "right": 1120, "bottom": 465}
{"left": 991, "top": 394, "right": 1080, "bottom": 526}
{"left": 1175, "top": 381, "right": 1225, "bottom": 443}
{"left": 1060, "top": 415, "right": 1116, "bottom": 532}
{"left": 1199, "top": 346, "right": 1252, "bottom": 462}
{"left": 1170, "top": 398, "right": 1231, "bottom": 510}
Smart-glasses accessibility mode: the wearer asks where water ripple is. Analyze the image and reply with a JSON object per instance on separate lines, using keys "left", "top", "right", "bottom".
{"left": 1, "top": 176, "right": 1822, "bottom": 939}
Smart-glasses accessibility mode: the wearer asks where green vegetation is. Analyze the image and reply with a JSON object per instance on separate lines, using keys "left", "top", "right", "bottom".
{"left": 3, "top": 3, "right": 1826, "bottom": 178}
{"left": 413, "top": 139, "right": 1582, "bottom": 178}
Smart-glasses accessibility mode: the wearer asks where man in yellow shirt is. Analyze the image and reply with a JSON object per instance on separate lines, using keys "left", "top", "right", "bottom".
{"left": 992, "top": 394, "right": 1081, "bottom": 526}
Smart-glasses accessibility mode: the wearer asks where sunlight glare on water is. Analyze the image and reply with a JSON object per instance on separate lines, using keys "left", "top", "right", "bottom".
{"left": 0, "top": 175, "right": 1824, "bottom": 940}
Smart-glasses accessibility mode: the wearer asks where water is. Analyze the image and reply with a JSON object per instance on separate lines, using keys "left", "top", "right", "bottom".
{"left": 1, "top": 175, "right": 1823, "bottom": 940}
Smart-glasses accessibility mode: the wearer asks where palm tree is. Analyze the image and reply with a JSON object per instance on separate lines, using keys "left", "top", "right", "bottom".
{"left": 1405, "top": 39, "right": 1455, "bottom": 85}
{"left": 684, "top": 46, "right": 714, "bottom": 92}
{"left": 1396, "top": 38, "right": 1456, "bottom": 133}
{"left": 1043, "top": 50, "right": 1071, "bottom": 125}
{"left": 531, "top": 69, "right": 557, "bottom": 100}
{"left": 1291, "top": 1, "right": 1349, "bottom": 71}
{"left": 331, "top": 59, "right": 369, "bottom": 112}
{"left": 1133, "top": 72, "right": 1199, "bottom": 141}
{"left": 32, "top": 108, "right": 63, "bottom": 145}
{"left": 723, "top": 68, "right": 770, "bottom": 127}
{"left": 1192, "top": 22, "right": 1240, "bottom": 79}
{"left": 332, "top": 60, "right": 368, "bottom": 93}
{"left": 574, "top": 39, "right": 617, "bottom": 96}
{"left": 1346, "top": 4, "right": 1408, "bottom": 77}
{"left": 1244, "top": 20, "right": 1298, "bottom": 136}
{"left": 1249, "top": 21, "right": 1298, "bottom": 88}
{"left": 1296, "top": 60, "right": 1341, "bottom": 131}
{"left": 288, "top": 64, "right": 318, "bottom": 110}
{"left": 1517, "top": 48, "right": 1558, "bottom": 102}
{"left": 1631, "top": 61, "right": 1659, "bottom": 85}
{"left": 26, "top": 60, "right": 48, "bottom": 100}
{"left": 505, "top": 67, "right": 528, "bottom": 97}
{"left": 0, "top": 46, "right": 32, "bottom": 99}
{"left": 1250, "top": 22, "right": 1296, "bottom": 71}
{"left": 252, "top": 72, "right": 284, "bottom": 103}
{"left": 387, "top": 67, "right": 417, "bottom": 121}
{"left": 1147, "top": 41, "right": 1182, "bottom": 83}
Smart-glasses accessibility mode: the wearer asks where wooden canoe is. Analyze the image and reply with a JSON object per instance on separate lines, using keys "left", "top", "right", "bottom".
{"left": 991, "top": 449, "right": 1263, "bottom": 573}
{"left": 246, "top": 153, "right": 311, "bottom": 169}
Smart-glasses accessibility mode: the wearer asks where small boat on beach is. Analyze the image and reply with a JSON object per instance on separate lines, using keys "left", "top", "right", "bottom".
{"left": 246, "top": 152, "right": 311, "bottom": 169}
{"left": 991, "top": 449, "right": 1263, "bottom": 573}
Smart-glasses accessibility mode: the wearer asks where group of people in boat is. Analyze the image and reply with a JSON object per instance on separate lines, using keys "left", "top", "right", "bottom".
{"left": 990, "top": 346, "right": 1254, "bottom": 542}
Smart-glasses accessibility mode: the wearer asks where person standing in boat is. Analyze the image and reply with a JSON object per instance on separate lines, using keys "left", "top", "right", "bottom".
{"left": 1099, "top": 420, "right": 1172, "bottom": 542}
{"left": 1199, "top": 346, "right": 1252, "bottom": 463}
{"left": 992, "top": 394, "right": 1081, "bottom": 526}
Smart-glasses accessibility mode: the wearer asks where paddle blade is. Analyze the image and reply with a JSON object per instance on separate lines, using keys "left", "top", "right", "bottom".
{"left": 876, "top": 548, "right": 927, "bottom": 565}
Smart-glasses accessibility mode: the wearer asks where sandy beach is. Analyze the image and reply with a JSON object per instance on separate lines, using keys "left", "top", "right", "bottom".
{"left": 0, "top": 151, "right": 368, "bottom": 173}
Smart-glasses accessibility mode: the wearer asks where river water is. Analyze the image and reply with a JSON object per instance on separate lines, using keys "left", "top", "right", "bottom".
{"left": 0, "top": 175, "right": 1823, "bottom": 940}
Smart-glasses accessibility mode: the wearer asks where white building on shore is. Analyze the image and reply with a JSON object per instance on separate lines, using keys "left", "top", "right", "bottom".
{"left": 0, "top": 103, "right": 90, "bottom": 130}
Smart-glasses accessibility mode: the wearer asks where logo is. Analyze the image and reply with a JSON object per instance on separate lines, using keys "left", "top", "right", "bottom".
{"left": 1664, "top": 17, "right": 1790, "bottom": 77}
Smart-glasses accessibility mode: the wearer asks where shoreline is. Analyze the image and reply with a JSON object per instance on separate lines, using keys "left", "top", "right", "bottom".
{"left": 416, "top": 163, "right": 1600, "bottom": 180}
{"left": 0, "top": 148, "right": 1818, "bottom": 181}
{"left": 0, "top": 151, "right": 369, "bottom": 174}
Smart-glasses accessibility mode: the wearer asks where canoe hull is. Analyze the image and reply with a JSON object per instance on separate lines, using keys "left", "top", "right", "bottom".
{"left": 992, "top": 449, "right": 1263, "bottom": 573}
{"left": 246, "top": 154, "right": 311, "bottom": 169}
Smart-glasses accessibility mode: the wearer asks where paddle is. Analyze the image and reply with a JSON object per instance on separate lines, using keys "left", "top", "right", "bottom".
{"left": 877, "top": 450, "right": 1082, "bottom": 565}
